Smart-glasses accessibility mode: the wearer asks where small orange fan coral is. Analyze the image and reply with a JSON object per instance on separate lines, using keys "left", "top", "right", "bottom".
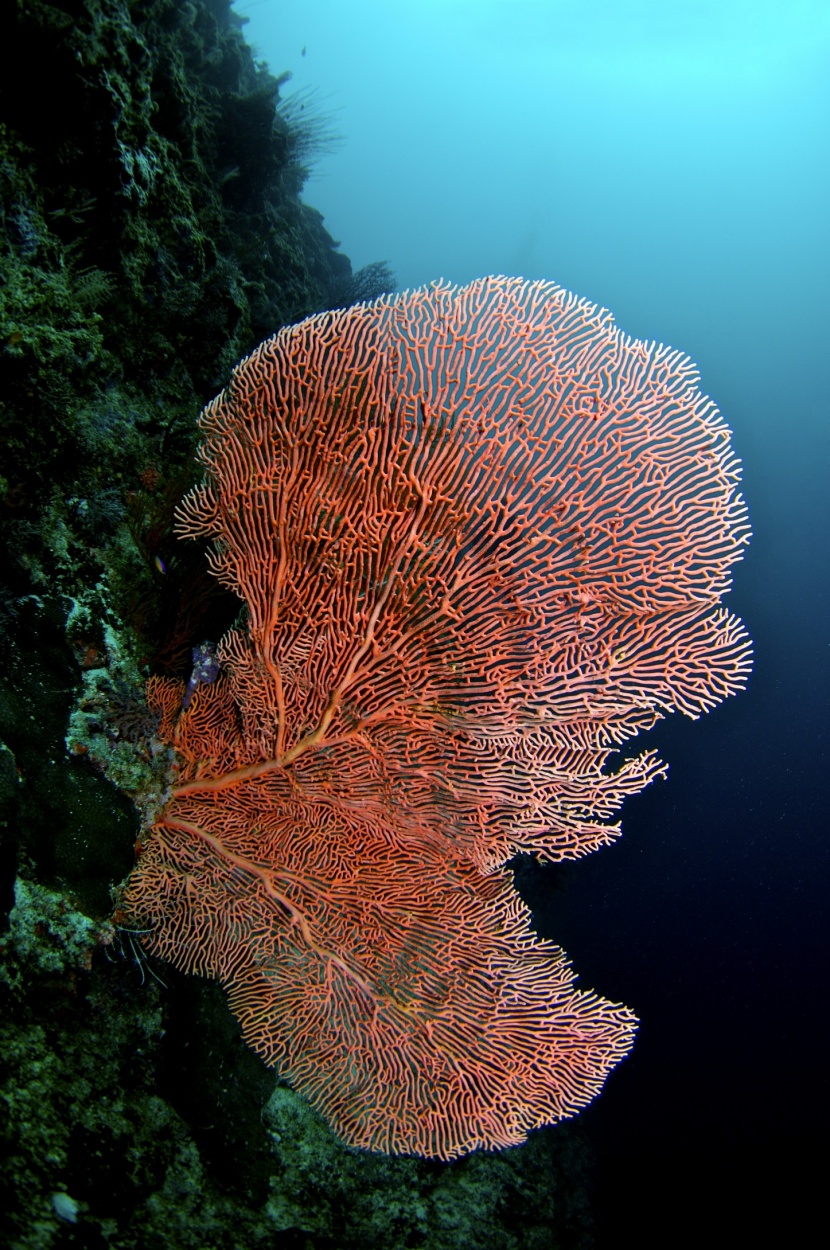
{"left": 122, "top": 276, "right": 751, "bottom": 1158}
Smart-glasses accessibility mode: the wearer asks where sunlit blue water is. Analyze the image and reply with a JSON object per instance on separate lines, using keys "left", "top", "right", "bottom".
{"left": 239, "top": 3, "right": 829, "bottom": 1242}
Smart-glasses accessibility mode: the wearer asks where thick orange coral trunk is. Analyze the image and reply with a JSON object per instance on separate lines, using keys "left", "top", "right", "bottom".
{"left": 122, "top": 276, "right": 751, "bottom": 1157}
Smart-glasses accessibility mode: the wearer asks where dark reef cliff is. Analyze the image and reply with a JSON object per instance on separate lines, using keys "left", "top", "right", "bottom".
{"left": 0, "top": 4, "right": 589, "bottom": 1247}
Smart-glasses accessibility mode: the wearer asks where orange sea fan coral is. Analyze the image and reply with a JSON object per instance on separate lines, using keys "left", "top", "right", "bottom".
{"left": 122, "top": 276, "right": 751, "bottom": 1158}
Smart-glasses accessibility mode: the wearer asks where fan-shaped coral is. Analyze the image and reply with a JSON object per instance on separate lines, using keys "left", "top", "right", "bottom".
{"left": 122, "top": 276, "right": 751, "bottom": 1158}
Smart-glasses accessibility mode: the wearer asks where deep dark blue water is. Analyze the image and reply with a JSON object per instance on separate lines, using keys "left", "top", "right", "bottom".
{"left": 239, "top": 2, "right": 830, "bottom": 1240}
{"left": 523, "top": 304, "right": 830, "bottom": 1238}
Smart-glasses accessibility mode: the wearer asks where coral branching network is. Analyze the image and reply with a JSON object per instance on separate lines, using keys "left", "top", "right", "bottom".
{"left": 121, "top": 275, "right": 752, "bottom": 1159}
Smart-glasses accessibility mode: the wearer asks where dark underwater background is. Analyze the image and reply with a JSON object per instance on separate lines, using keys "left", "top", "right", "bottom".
{"left": 243, "top": 2, "right": 830, "bottom": 1241}
{"left": 1, "top": 2, "right": 827, "bottom": 1248}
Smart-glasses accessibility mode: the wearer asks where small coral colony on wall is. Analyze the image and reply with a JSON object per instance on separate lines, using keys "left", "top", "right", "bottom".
{"left": 120, "top": 275, "right": 751, "bottom": 1160}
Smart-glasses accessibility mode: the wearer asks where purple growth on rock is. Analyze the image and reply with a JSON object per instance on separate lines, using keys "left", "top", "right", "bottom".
{"left": 182, "top": 641, "right": 220, "bottom": 709}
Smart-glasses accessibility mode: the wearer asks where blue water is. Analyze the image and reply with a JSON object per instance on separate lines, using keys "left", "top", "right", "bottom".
{"left": 240, "top": 2, "right": 829, "bottom": 1241}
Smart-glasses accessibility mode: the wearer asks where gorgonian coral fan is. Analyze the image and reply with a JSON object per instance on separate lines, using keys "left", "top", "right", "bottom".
{"left": 122, "top": 276, "right": 751, "bottom": 1158}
